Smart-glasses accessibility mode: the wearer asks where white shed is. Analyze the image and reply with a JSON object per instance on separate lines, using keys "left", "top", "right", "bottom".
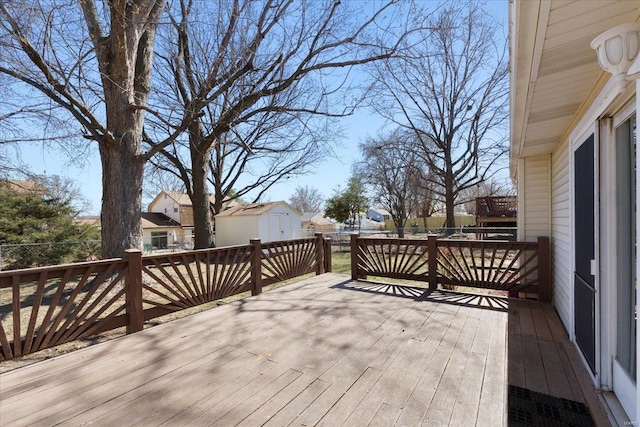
{"left": 214, "top": 201, "right": 302, "bottom": 247}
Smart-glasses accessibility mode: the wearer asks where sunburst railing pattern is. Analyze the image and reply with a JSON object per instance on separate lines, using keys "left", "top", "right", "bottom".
{"left": 354, "top": 238, "right": 430, "bottom": 281}
{"left": 0, "top": 259, "right": 129, "bottom": 361}
{"left": 261, "top": 238, "right": 320, "bottom": 286}
{"left": 0, "top": 235, "right": 330, "bottom": 360}
{"left": 352, "top": 235, "right": 550, "bottom": 300}
{"left": 140, "top": 245, "right": 254, "bottom": 321}
{"left": 436, "top": 240, "right": 542, "bottom": 294}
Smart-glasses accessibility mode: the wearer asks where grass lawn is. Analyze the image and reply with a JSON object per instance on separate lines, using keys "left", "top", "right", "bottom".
{"left": 330, "top": 251, "right": 351, "bottom": 275}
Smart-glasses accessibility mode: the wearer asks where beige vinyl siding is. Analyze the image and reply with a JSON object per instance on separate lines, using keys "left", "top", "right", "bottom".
{"left": 519, "top": 155, "right": 551, "bottom": 241}
{"left": 215, "top": 216, "right": 259, "bottom": 247}
{"left": 551, "top": 139, "right": 571, "bottom": 331}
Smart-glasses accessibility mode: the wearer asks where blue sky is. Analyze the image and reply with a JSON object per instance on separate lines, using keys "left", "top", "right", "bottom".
{"left": 15, "top": 1, "right": 508, "bottom": 216}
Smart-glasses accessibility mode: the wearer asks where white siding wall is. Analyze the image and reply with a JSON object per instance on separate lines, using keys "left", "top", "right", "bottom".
{"left": 141, "top": 227, "right": 184, "bottom": 249}
{"left": 551, "top": 140, "right": 572, "bottom": 331}
{"left": 215, "top": 216, "right": 259, "bottom": 247}
{"left": 519, "top": 154, "right": 551, "bottom": 241}
{"left": 149, "top": 194, "right": 181, "bottom": 223}
{"left": 215, "top": 203, "right": 302, "bottom": 247}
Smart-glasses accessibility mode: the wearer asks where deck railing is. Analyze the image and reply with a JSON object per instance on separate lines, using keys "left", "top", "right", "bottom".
{"left": 351, "top": 235, "right": 550, "bottom": 300}
{"left": 0, "top": 234, "right": 331, "bottom": 360}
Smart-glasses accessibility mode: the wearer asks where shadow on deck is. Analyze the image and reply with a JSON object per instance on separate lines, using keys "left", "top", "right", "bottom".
{"left": 0, "top": 273, "right": 610, "bottom": 426}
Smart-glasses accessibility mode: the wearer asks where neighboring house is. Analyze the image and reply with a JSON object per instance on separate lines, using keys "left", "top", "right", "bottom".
{"left": 147, "top": 191, "right": 239, "bottom": 246}
{"left": 141, "top": 212, "right": 183, "bottom": 250}
{"left": 366, "top": 208, "right": 391, "bottom": 222}
{"left": 215, "top": 201, "right": 302, "bottom": 247}
{"left": 301, "top": 212, "right": 337, "bottom": 236}
{"left": 1, "top": 179, "right": 47, "bottom": 196}
{"left": 474, "top": 196, "right": 516, "bottom": 239}
{"left": 511, "top": 1, "right": 640, "bottom": 421}
{"left": 75, "top": 216, "right": 101, "bottom": 230}
{"left": 148, "top": 191, "right": 203, "bottom": 227}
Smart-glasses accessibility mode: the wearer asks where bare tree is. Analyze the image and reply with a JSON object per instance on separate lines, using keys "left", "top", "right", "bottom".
{"left": 33, "top": 175, "right": 93, "bottom": 216}
{"left": 289, "top": 185, "right": 324, "bottom": 213}
{"left": 143, "top": 0, "right": 420, "bottom": 248}
{"left": 0, "top": 0, "right": 166, "bottom": 257}
{"left": 355, "top": 130, "right": 429, "bottom": 238}
{"left": 371, "top": 1, "right": 509, "bottom": 229}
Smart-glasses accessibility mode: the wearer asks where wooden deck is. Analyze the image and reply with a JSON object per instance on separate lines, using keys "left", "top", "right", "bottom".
{"left": 0, "top": 273, "right": 609, "bottom": 426}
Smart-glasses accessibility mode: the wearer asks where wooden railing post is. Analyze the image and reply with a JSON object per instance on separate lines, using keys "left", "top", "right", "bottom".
{"left": 428, "top": 235, "right": 438, "bottom": 290}
{"left": 124, "top": 249, "right": 144, "bottom": 334}
{"left": 315, "top": 233, "right": 325, "bottom": 275}
{"left": 12, "top": 274, "right": 20, "bottom": 357}
{"left": 537, "top": 236, "right": 551, "bottom": 302}
{"left": 324, "top": 237, "right": 332, "bottom": 273}
{"left": 350, "top": 233, "right": 359, "bottom": 280}
{"left": 251, "top": 239, "right": 263, "bottom": 296}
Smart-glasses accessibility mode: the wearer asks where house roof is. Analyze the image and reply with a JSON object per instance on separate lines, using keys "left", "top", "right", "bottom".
{"left": 215, "top": 201, "right": 301, "bottom": 217}
{"left": 1, "top": 179, "right": 47, "bottom": 195}
{"left": 148, "top": 191, "right": 215, "bottom": 209}
{"left": 368, "top": 208, "right": 391, "bottom": 216}
{"left": 509, "top": 1, "right": 640, "bottom": 177}
{"left": 301, "top": 212, "right": 335, "bottom": 225}
{"left": 141, "top": 212, "right": 181, "bottom": 228}
{"left": 75, "top": 216, "right": 101, "bottom": 227}
{"left": 148, "top": 190, "right": 240, "bottom": 212}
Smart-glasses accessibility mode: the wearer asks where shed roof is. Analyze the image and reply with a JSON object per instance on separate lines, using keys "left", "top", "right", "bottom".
{"left": 215, "top": 201, "right": 300, "bottom": 218}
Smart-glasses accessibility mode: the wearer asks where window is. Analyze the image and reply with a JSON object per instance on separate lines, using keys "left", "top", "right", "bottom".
{"left": 151, "top": 231, "right": 168, "bottom": 249}
{"left": 174, "top": 207, "right": 178, "bottom": 213}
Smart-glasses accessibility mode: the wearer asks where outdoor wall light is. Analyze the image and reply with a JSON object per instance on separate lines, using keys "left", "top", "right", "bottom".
{"left": 591, "top": 22, "right": 640, "bottom": 87}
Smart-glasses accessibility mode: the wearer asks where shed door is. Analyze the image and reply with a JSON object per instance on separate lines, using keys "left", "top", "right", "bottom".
{"left": 269, "top": 213, "right": 290, "bottom": 241}
{"left": 574, "top": 133, "right": 596, "bottom": 374}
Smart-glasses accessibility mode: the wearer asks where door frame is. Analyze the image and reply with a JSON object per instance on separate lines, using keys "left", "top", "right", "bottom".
{"left": 570, "top": 123, "right": 600, "bottom": 383}
{"left": 600, "top": 100, "right": 637, "bottom": 417}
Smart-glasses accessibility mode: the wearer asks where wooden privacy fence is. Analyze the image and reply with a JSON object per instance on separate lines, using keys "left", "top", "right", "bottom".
{"left": 351, "top": 235, "right": 550, "bottom": 300}
{"left": 0, "top": 234, "right": 331, "bottom": 361}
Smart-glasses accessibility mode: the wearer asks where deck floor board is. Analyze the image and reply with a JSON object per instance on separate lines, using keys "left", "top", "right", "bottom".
{"left": 0, "top": 273, "right": 609, "bottom": 426}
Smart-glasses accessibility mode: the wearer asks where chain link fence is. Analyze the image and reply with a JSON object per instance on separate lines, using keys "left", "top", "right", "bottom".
{"left": 0, "top": 241, "right": 102, "bottom": 271}
{"left": 304, "top": 226, "right": 518, "bottom": 253}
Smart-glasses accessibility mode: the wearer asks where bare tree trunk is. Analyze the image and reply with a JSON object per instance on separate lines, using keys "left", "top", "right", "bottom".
{"left": 190, "top": 130, "right": 214, "bottom": 248}
{"left": 98, "top": 17, "right": 158, "bottom": 257}
{"left": 89, "top": 0, "right": 165, "bottom": 257}
{"left": 99, "top": 129, "right": 144, "bottom": 257}
{"left": 444, "top": 157, "right": 456, "bottom": 233}
{"left": 395, "top": 216, "right": 405, "bottom": 238}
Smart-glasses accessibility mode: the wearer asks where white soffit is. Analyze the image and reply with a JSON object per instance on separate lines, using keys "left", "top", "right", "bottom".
{"left": 510, "top": 0, "right": 640, "bottom": 162}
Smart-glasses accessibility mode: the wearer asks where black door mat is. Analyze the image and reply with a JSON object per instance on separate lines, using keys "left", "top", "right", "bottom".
{"left": 508, "top": 385, "right": 595, "bottom": 427}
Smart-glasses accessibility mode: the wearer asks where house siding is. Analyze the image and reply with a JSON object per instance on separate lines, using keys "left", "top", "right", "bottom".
{"left": 551, "top": 139, "right": 572, "bottom": 331}
{"left": 149, "top": 194, "right": 181, "bottom": 224}
{"left": 519, "top": 154, "right": 551, "bottom": 241}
